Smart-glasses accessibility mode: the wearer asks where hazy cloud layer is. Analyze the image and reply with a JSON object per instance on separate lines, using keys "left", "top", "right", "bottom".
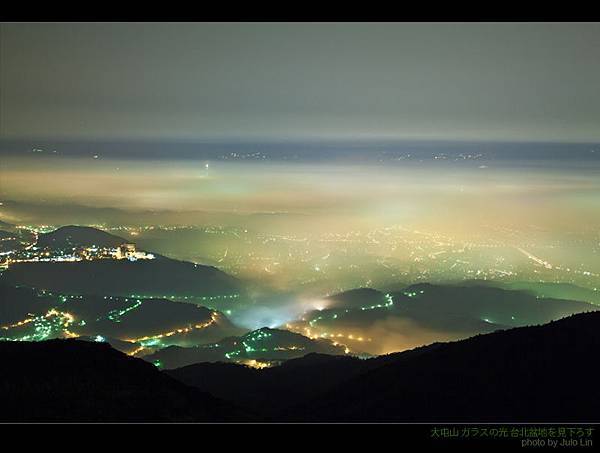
{"left": 2, "top": 22, "right": 600, "bottom": 142}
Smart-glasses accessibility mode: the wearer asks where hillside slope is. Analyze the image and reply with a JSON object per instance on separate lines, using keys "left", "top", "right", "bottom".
{"left": 0, "top": 339, "right": 251, "bottom": 421}
{"left": 1, "top": 258, "right": 241, "bottom": 297}
{"left": 170, "top": 311, "right": 600, "bottom": 422}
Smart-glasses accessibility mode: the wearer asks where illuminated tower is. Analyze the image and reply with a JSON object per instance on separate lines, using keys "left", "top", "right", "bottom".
{"left": 116, "top": 243, "right": 136, "bottom": 259}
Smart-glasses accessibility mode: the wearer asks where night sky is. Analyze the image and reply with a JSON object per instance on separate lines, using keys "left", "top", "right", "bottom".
{"left": 2, "top": 22, "right": 600, "bottom": 143}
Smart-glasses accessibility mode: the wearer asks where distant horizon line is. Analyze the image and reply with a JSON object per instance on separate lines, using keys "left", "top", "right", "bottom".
{"left": 2, "top": 136, "right": 600, "bottom": 147}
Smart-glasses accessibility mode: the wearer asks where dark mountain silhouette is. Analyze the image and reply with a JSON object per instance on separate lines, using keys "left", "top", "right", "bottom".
{"left": 167, "top": 347, "right": 435, "bottom": 416}
{"left": 1, "top": 226, "right": 242, "bottom": 317}
{"left": 167, "top": 354, "right": 367, "bottom": 415}
{"left": 295, "top": 283, "right": 597, "bottom": 355}
{"left": 168, "top": 311, "right": 600, "bottom": 422}
{"left": 1, "top": 258, "right": 241, "bottom": 298}
{"left": 291, "top": 311, "right": 600, "bottom": 422}
{"left": 0, "top": 339, "right": 251, "bottom": 422}
{"left": 477, "top": 280, "right": 600, "bottom": 306}
{"left": 394, "top": 282, "right": 595, "bottom": 328}
{"left": 322, "top": 283, "right": 594, "bottom": 330}
{"left": 36, "top": 225, "right": 127, "bottom": 250}
{"left": 523, "top": 282, "right": 600, "bottom": 305}
{"left": 145, "top": 327, "right": 348, "bottom": 369}
{"left": 2, "top": 311, "right": 599, "bottom": 421}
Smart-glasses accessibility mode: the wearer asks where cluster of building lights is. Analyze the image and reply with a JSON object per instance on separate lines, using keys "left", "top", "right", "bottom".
{"left": 0, "top": 309, "right": 76, "bottom": 342}
{"left": 2, "top": 241, "right": 155, "bottom": 268}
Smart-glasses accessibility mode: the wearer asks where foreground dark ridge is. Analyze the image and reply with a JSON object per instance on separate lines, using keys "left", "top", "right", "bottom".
{"left": 0, "top": 339, "right": 250, "bottom": 422}
{"left": 168, "top": 310, "right": 600, "bottom": 422}
{"left": 1, "top": 311, "right": 599, "bottom": 422}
